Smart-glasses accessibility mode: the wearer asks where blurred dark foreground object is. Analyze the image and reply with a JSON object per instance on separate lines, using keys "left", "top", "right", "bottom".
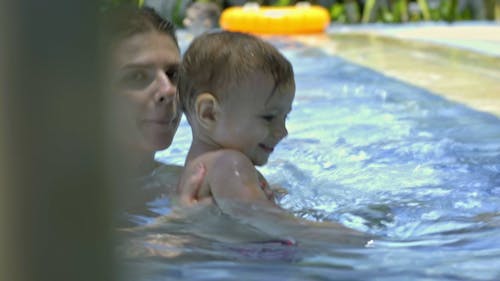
{"left": 2, "top": 1, "right": 117, "bottom": 281}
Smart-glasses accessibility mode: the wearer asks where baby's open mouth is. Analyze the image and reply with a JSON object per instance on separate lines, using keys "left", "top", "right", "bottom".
{"left": 259, "top": 144, "right": 274, "bottom": 153}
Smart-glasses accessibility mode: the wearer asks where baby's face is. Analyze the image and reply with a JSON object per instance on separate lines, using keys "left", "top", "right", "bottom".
{"left": 212, "top": 72, "right": 295, "bottom": 165}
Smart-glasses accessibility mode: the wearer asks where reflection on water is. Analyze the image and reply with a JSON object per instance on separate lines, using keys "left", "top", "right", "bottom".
{"left": 127, "top": 35, "right": 500, "bottom": 280}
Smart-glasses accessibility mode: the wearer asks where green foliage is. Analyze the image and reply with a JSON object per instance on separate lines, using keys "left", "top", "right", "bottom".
{"left": 101, "top": 0, "right": 496, "bottom": 25}
{"left": 438, "top": 0, "right": 458, "bottom": 21}
{"left": 417, "top": 0, "right": 431, "bottom": 20}
{"left": 330, "top": 3, "right": 346, "bottom": 22}
{"left": 172, "top": 0, "right": 185, "bottom": 26}
{"left": 350, "top": 0, "right": 492, "bottom": 24}
{"left": 274, "top": 0, "right": 292, "bottom": 7}
{"left": 100, "top": 0, "right": 141, "bottom": 12}
{"left": 392, "top": 0, "right": 409, "bottom": 22}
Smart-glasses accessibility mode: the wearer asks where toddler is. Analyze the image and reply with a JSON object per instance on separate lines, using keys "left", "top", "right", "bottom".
{"left": 176, "top": 31, "right": 294, "bottom": 210}
{"left": 175, "top": 31, "right": 369, "bottom": 246}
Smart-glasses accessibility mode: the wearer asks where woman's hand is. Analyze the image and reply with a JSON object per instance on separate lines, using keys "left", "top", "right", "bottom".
{"left": 177, "top": 163, "right": 212, "bottom": 206}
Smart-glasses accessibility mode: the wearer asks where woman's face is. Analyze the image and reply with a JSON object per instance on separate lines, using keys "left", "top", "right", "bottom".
{"left": 110, "top": 31, "right": 181, "bottom": 153}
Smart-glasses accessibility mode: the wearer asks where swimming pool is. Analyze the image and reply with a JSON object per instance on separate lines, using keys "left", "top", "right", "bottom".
{"left": 124, "top": 32, "right": 500, "bottom": 280}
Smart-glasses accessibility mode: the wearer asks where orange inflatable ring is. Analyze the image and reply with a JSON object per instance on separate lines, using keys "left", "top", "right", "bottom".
{"left": 220, "top": 4, "right": 330, "bottom": 35}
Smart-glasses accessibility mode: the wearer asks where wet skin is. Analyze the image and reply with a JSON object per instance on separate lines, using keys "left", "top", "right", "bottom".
{"left": 111, "top": 31, "right": 181, "bottom": 153}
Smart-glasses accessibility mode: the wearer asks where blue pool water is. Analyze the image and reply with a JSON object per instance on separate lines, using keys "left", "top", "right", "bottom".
{"left": 126, "top": 35, "right": 500, "bottom": 280}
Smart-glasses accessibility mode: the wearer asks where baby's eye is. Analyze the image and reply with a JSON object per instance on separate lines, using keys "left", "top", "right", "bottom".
{"left": 261, "top": 115, "right": 275, "bottom": 122}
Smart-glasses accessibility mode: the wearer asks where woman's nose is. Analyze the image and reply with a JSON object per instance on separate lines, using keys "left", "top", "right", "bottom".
{"left": 154, "top": 71, "right": 176, "bottom": 103}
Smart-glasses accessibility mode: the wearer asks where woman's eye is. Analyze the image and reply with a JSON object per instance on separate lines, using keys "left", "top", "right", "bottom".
{"left": 132, "top": 71, "right": 146, "bottom": 81}
{"left": 165, "top": 69, "right": 178, "bottom": 84}
{"left": 118, "top": 69, "right": 154, "bottom": 90}
{"left": 123, "top": 69, "right": 148, "bottom": 81}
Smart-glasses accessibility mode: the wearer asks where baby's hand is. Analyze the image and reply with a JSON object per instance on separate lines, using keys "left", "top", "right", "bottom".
{"left": 261, "top": 182, "right": 275, "bottom": 201}
{"left": 256, "top": 174, "right": 276, "bottom": 202}
{"left": 178, "top": 163, "right": 212, "bottom": 206}
{"left": 269, "top": 184, "right": 288, "bottom": 201}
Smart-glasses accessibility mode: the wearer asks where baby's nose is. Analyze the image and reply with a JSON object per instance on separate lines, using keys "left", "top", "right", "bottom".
{"left": 273, "top": 125, "right": 288, "bottom": 140}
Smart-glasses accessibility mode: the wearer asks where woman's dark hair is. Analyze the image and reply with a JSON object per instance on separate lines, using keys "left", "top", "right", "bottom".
{"left": 103, "top": 5, "right": 179, "bottom": 50}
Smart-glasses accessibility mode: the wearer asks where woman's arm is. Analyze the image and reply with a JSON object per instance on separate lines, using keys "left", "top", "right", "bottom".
{"left": 176, "top": 162, "right": 212, "bottom": 206}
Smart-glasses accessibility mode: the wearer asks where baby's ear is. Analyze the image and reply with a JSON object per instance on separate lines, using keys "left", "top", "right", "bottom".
{"left": 195, "top": 92, "right": 219, "bottom": 129}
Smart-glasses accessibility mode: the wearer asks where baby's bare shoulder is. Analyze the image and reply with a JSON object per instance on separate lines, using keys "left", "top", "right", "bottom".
{"left": 211, "top": 149, "right": 253, "bottom": 168}
{"left": 183, "top": 150, "right": 256, "bottom": 186}
{"left": 184, "top": 150, "right": 250, "bottom": 173}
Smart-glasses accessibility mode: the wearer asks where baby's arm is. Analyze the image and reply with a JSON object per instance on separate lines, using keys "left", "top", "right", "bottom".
{"left": 207, "top": 150, "right": 277, "bottom": 208}
{"left": 207, "top": 151, "right": 370, "bottom": 246}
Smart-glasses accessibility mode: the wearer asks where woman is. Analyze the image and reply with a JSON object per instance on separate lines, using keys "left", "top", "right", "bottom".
{"left": 104, "top": 6, "right": 204, "bottom": 221}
